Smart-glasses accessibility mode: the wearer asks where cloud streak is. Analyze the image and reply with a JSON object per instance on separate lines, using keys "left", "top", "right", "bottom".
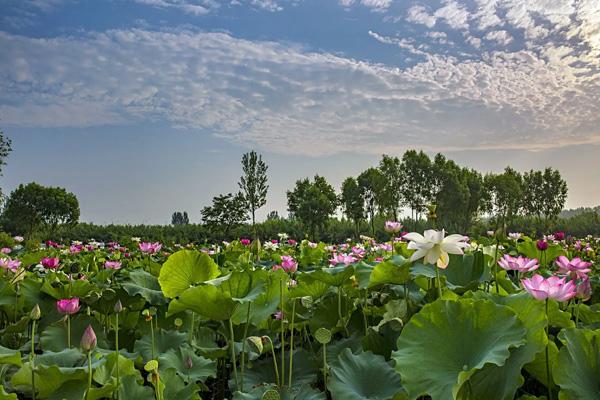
{"left": 0, "top": 20, "right": 599, "bottom": 156}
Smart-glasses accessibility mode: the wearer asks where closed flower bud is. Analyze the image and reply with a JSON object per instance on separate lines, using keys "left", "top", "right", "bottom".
{"left": 30, "top": 304, "right": 41, "bottom": 321}
{"left": 80, "top": 324, "right": 97, "bottom": 352}
{"left": 114, "top": 300, "right": 123, "bottom": 314}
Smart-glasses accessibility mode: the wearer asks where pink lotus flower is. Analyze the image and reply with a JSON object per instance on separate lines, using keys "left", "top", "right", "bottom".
{"left": 139, "top": 242, "right": 162, "bottom": 254}
{"left": 80, "top": 324, "right": 97, "bottom": 352}
{"left": 56, "top": 298, "right": 81, "bottom": 315}
{"left": 13, "top": 236, "right": 24, "bottom": 243}
{"left": 1, "top": 248, "right": 11, "bottom": 254}
{"left": 0, "top": 258, "right": 21, "bottom": 272}
{"left": 555, "top": 256, "right": 591, "bottom": 278}
{"left": 240, "top": 238, "right": 251, "bottom": 246}
{"left": 498, "top": 255, "right": 539, "bottom": 272}
{"left": 554, "top": 231, "right": 565, "bottom": 241}
{"left": 41, "top": 257, "right": 60, "bottom": 269}
{"left": 274, "top": 311, "right": 283, "bottom": 320}
{"left": 104, "top": 260, "right": 122, "bottom": 270}
{"left": 522, "top": 275, "right": 577, "bottom": 302}
{"left": 308, "top": 242, "right": 318, "bottom": 248}
{"left": 329, "top": 253, "right": 356, "bottom": 266}
{"left": 280, "top": 255, "right": 298, "bottom": 273}
{"left": 508, "top": 232, "right": 522, "bottom": 240}
{"left": 384, "top": 221, "right": 402, "bottom": 233}
{"left": 287, "top": 239, "right": 297, "bottom": 246}
{"left": 576, "top": 275, "right": 592, "bottom": 300}
{"left": 536, "top": 240, "right": 549, "bottom": 251}
{"left": 352, "top": 246, "right": 366, "bottom": 259}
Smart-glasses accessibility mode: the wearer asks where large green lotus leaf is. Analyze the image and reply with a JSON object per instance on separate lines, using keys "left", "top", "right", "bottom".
{"left": 547, "top": 299, "right": 575, "bottom": 329}
{"left": 40, "top": 315, "right": 109, "bottom": 352}
{"left": 310, "top": 265, "right": 355, "bottom": 287}
{"left": 309, "top": 293, "right": 353, "bottom": 334}
{"left": 168, "top": 284, "right": 237, "bottom": 320}
{"left": 458, "top": 292, "right": 547, "bottom": 400}
{"left": 578, "top": 303, "right": 600, "bottom": 326}
{"left": 289, "top": 274, "right": 330, "bottom": 299}
{"left": 443, "top": 253, "right": 486, "bottom": 293}
{"left": 233, "top": 384, "right": 326, "bottom": 400}
{"left": 328, "top": 349, "right": 404, "bottom": 400}
{"left": 118, "top": 375, "right": 154, "bottom": 398}
{"left": 41, "top": 278, "right": 94, "bottom": 300}
{"left": 158, "top": 345, "right": 217, "bottom": 383}
{"left": 524, "top": 340, "right": 558, "bottom": 388}
{"left": 241, "top": 349, "right": 319, "bottom": 392}
{"left": 325, "top": 335, "right": 363, "bottom": 367}
{"left": 159, "top": 250, "right": 220, "bottom": 298}
{"left": 368, "top": 260, "right": 410, "bottom": 288}
{"left": 232, "top": 272, "right": 280, "bottom": 326}
{"left": 0, "top": 345, "right": 21, "bottom": 366}
{"left": 221, "top": 270, "right": 266, "bottom": 303}
{"left": 11, "top": 349, "right": 104, "bottom": 399}
{"left": 517, "top": 239, "right": 565, "bottom": 263}
{"left": 553, "top": 328, "right": 600, "bottom": 400}
{"left": 134, "top": 329, "right": 187, "bottom": 362}
{"left": 121, "top": 269, "right": 166, "bottom": 305}
{"left": 93, "top": 352, "right": 141, "bottom": 386}
{"left": 393, "top": 299, "right": 527, "bottom": 400}
{"left": 353, "top": 262, "right": 374, "bottom": 289}
{"left": 161, "top": 368, "right": 202, "bottom": 400}
{"left": 0, "top": 385, "right": 17, "bottom": 399}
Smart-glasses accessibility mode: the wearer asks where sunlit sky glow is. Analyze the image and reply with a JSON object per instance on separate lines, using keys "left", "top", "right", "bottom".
{"left": 1, "top": 0, "right": 600, "bottom": 224}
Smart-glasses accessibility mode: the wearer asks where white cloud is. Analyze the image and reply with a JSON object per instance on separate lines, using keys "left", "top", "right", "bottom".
{"left": 406, "top": 5, "right": 437, "bottom": 28}
{"left": 434, "top": 0, "right": 470, "bottom": 30}
{"left": 484, "top": 30, "right": 513, "bottom": 45}
{"left": 2, "top": 28, "right": 599, "bottom": 156}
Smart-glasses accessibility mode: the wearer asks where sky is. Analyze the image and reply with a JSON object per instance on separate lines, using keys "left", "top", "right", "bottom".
{"left": 1, "top": 0, "right": 599, "bottom": 224}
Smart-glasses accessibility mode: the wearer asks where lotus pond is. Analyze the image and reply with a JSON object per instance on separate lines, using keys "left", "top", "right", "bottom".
{"left": 0, "top": 231, "right": 598, "bottom": 400}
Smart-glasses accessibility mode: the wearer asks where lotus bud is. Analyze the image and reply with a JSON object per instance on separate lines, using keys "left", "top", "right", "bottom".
{"left": 114, "top": 300, "right": 123, "bottom": 314}
{"left": 30, "top": 304, "right": 41, "bottom": 321}
{"left": 80, "top": 324, "right": 97, "bottom": 352}
{"left": 174, "top": 318, "right": 183, "bottom": 329}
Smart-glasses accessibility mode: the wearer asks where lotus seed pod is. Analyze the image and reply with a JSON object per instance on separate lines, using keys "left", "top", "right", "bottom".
{"left": 261, "top": 389, "right": 280, "bottom": 400}
{"left": 314, "top": 327, "right": 332, "bottom": 344}
{"left": 247, "top": 336, "right": 264, "bottom": 354}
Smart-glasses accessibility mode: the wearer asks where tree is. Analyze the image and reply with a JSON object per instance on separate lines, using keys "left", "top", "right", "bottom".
{"left": 239, "top": 151, "right": 269, "bottom": 239}
{"left": 287, "top": 175, "right": 337, "bottom": 240}
{"left": 482, "top": 167, "right": 523, "bottom": 229}
{"left": 201, "top": 193, "right": 248, "bottom": 237}
{"left": 266, "top": 211, "right": 280, "bottom": 221}
{"left": 357, "top": 168, "right": 385, "bottom": 236}
{"left": 0, "top": 130, "right": 12, "bottom": 200}
{"left": 378, "top": 155, "right": 403, "bottom": 220}
{"left": 340, "top": 177, "right": 364, "bottom": 239}
{"left": 2, "top": 182, "right": 79, "bottom": 236}
{"left": 171, "top": 211, "right": 189, "bottom": 225}
{"left": 400, "top": 150, "right": 436, "bottom": 224}
{"left": 523, "top": 168, "right": 568, "bottom": 229}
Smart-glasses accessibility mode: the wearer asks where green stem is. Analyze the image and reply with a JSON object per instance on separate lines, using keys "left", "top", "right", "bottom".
{"left": 115, "top": 313, "right": 120, "bottom": 400}
{"left": 228, "top": 319, "right": 239, "bottom": 391}
{"left": 188, "top": 312, "right": 195, "bottom": 346}
{"left": 545, "top": 299, "right": 553, "bottom": 400}
{"left": 492, "top": 238, "right": 500, "bottom": 293}
{"left": 322, "top": 343, "right": 328, "bottom": 389}
{"left": 361, "top": 290, "right": 369, "bottom": 336}
{"left": 264, "top": 336, "right": 280, "bottom": 387}
{"left": 435, "top": 266, "right": 442, "bottom": 299}
{"left": 31, "top": 319, "right": 36, "bottom": 400}
{"left": 240, "top": 302, "right": 251, "bottom": 391}
{"left": 280, "top": 279, "right": 285, "bottom": 385}
{"left": 67, "top": 315, "right": 71, "bottom": 349}
{"left": 575, "top": 300, "right": 580, "bottom": 327}
{"left": 288, "top": 299, "right": 296, "bottom": 388}
{"left": 86, "top": 351, "right": 92, "bottom": 400}
{"left": 337, "top": 287, "right": 349, "bottom": 336}
{"left": 150, "top": 318, "right": 156, "bottom": 360}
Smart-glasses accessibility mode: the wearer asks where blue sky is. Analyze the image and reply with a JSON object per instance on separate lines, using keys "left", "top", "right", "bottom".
{"left": 1, "top": 0, "right": 600, "bottom": 224}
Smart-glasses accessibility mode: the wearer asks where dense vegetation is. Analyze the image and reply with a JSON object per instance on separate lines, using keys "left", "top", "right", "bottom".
{"left": 0, "top": 229, "right": 597, "bottom": 399}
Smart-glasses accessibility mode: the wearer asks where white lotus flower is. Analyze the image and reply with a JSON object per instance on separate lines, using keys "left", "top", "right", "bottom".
{"left": 404, "top": 229, "right": 468, "bottom": 269}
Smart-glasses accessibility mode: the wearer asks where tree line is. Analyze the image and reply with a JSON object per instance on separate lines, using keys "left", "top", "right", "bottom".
{"left": 0, "top": 135, "right": 580, "bottom": 242}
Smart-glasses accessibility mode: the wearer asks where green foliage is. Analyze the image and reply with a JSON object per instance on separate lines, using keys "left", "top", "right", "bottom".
{"left": 287, "top": 175, "right": 337, "bottom": 240}
{"left": 2, "top": 182, "right": 79, "bottom": 236}
{"left": 158, "top": 249, "right": 220, "bottom": 298}
{"left": 201, "top": 192, "right": 248, "bottom": 236}
{"left": 239, "top": 150, "right": 269, "bottom": 235}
